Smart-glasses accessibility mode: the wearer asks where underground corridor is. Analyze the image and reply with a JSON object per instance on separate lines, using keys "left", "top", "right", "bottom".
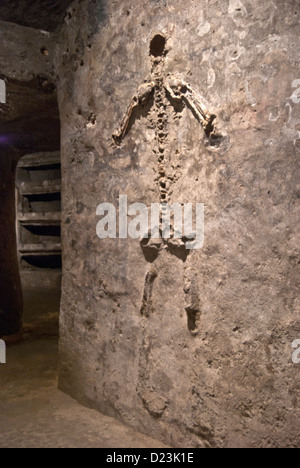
{"left": 0, "top": 68, "right": 165, "bottom": 449}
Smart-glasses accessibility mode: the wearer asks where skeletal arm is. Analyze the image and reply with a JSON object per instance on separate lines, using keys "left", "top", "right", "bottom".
{"left": 165, "top": 77, "right": 215, "bottom": 133}
{"left": 113, "top": 82, "right": 154, "bottom": 145}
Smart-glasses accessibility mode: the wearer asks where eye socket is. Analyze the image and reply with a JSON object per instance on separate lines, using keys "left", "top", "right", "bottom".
{"left": 150, "top": 34, "right": 166, "bottom": 57}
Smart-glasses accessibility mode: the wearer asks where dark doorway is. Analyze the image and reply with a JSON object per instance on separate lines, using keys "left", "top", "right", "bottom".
{"left": 0, "top": 77, "right": 61, "bottom": 338}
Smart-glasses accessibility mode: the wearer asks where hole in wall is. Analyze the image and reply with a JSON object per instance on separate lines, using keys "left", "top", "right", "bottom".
{"left": 22, "top": 224, "right": 61, "bottom": 241}
{"left": 40, "top": 47, "right": 49, "bottom": 56}
{"left": 22, "top": 192, "right": 61, "bottom": 214}
{"left": 18, "top": 163, "right": 61, "bottom": 183}
{"left": 150, "top": 34, "right": 166, "bottom": 57}
{"left": 21, "top": 255, "right": 62, "bottom": 270}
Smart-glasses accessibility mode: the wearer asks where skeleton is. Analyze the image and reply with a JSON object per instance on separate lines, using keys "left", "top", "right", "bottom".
{"left": 113, "top": 35, "right": 215, "bottom": 144}
{"left": 113, "top": 78, "right": 214, "bottom": 144}
{"left": 113, "top": 34, "right": 216, "bottom": 333}
{"left": 113, "top": 33, "right": 215, "bottom": 204}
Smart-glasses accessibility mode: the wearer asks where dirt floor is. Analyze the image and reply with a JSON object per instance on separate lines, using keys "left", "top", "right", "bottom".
{"left": 0, "top": 271, "right": 167, "bottom": 448}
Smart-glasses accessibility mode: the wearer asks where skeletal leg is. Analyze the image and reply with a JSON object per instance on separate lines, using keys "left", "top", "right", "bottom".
{"left": 140, "top": 266, "right": 158, "bottom": 318}
{"left": 184, "top": 268, "right": 201, "bottom": 335}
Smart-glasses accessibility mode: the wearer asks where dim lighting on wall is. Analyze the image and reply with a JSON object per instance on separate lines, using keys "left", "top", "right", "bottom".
{"left": 0, "top": 135, "right": 11, "bottom": 145}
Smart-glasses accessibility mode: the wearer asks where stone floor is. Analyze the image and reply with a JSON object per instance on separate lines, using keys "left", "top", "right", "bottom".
{"left": 0, "top": 272, "right": 167, "bottom": 448}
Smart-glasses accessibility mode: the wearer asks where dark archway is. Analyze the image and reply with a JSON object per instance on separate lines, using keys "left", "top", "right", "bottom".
{"left": 0, "top": 77, "right": 60, "bottom": 336}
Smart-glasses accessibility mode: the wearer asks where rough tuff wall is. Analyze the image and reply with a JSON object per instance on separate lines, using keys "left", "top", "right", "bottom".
{"left": 0, "top": 20, "right": 58, "bottom": 82}
{"left": 57, "top": 0, "right": 300, "bottom": 447}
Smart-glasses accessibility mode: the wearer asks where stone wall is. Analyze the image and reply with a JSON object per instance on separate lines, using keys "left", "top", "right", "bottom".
{"left": 57, "top": 0, "right": 300, "bottom": 447}
{"left": 0, "top": 20, "right": 58, "bottom": 82}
